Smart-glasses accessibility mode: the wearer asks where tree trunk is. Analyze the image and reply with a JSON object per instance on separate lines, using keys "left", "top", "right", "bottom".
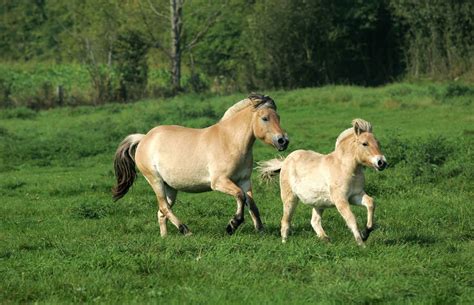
{"left": 170, "top": 0, "right": 183, "bottom": 93}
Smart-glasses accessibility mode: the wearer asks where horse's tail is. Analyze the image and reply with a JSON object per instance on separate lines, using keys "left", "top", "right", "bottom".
{"left": 112, "top": 134, "right": 145, "bottom": 201}
{"left": 256, "top": 157, "right": 285, "bottom": 182}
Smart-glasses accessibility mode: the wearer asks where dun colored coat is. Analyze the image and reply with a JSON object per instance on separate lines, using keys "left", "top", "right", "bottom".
{"left": 113, "top": 94, "right": 289, "bottom": 236}
{"left": 258, "top": 119, "right": 387, "bottom": 246}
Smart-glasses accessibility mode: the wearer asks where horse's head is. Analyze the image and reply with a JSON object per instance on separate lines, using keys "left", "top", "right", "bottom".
{"left": 351, "top": 119, "right": 387, "bottom": 171}
{"left": 249, "top": 94, "right": 289, "bottom": 151}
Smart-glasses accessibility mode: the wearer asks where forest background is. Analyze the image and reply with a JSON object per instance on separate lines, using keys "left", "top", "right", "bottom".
{"left": 1, "top": 0, "right": 473, "bottom": 109}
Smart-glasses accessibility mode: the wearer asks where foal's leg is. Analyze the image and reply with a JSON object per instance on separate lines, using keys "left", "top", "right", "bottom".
{"left": 334, "top": 196, "right": 364, "bottom": 246}
{"left": 240, "top": 181, "right": 263, "bottom": 232}
{"left": 280, "top": 176, "right": 298, "bottom": 243}
{"left": 350, "top": 193, "right": 375, "bottom": 241}
{"left": 310, "top": 208, "right": 330, "bottom": 242}
{"left": 157, "top": 185, "right": 178, "bottom": 237}
{"left": 211, "top": 177, "right": 246, "bottom": 235}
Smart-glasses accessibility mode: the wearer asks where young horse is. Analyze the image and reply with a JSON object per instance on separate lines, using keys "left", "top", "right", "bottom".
{"left": 258, "top": 119, "right": 387, "bottom": 246}
{"left": 113, "top": 94, "right": 289, "bottom": 236}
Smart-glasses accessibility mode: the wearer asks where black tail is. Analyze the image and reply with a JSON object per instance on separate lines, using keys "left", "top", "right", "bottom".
{"left": 112, "top": 134, "right": 144, "bottom": 201}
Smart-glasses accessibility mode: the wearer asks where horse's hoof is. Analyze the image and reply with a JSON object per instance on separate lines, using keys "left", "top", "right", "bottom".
{"left": 226, "top": 224, "right": 235, "bottom": 235}
{"left": 320, "top": 236, "right": 331, "bottom": 243}
{"left": 361, "top": 226, "right": 374, "bottom": 241}
{"left": 179, "top": 224, "right": 191, "bottom": 235}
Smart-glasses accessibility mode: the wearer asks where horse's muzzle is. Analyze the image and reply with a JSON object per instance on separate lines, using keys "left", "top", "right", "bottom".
{"left": 273, "top": 135, "right": 289, "bottom": 151}
{"left": 375, "top": 159, "right": 388, "bottom": 171}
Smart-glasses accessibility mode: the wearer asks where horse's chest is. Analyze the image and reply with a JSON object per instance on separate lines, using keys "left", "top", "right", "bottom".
{"left": 230, "top": 159, "right": 252, "bottom": 183}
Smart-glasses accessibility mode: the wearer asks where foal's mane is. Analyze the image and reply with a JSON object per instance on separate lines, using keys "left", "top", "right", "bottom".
{"left": 335, "top": 119, "right": 373, "bottom": 149}
{"left": 220, "top": 93, "right": 276, "bottom": 121}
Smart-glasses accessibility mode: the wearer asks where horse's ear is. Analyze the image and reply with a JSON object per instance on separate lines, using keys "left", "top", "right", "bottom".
{"left": 352, "top": 118, "right": 372, "bottom": 135}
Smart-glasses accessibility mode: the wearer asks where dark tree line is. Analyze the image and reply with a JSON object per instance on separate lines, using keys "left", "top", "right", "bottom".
{"left": 1, "top": 0, "right": 473, "bottom": 102}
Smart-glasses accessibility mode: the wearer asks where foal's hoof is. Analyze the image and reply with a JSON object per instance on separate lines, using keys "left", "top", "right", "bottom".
{"left": 179, "top": 224, "right": 191, "bottom": 236}
{"left": 319, "top": 236, "right": 331, "bottom": 243}
{"left": 361, "top": 226, "right": 375, "bottom": 241}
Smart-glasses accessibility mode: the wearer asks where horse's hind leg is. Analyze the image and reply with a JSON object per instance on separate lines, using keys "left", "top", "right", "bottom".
{"left": 311, "top": 208, "right": 330, "bottom": 242}
{"left": 157, "top": 185, "right": 178, "bottom": 237}
{"left": 280, "top": 174, "right": 298, "bottom": 243}
{"left": 144, "top": 173, "right": 190, "bottom": 236}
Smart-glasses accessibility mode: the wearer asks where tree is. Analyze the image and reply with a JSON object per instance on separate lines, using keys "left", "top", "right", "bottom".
{"left": 143, "top": 0, "right": 223, "bottom": 93}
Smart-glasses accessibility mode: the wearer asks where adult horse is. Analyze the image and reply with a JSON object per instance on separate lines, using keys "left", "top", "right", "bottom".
{"left": 258, "top": 119, "right": 387, "bottom": 246}
{"left": 112, "top": 94, "right": 289, "bottom": 236}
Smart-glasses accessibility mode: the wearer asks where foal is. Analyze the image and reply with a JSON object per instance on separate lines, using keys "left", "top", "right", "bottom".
{"left": 113, "top": 94, "right": 289, "bottom": 236}
{"left": 258, "top": 119, "right": 387, "bottom": 246}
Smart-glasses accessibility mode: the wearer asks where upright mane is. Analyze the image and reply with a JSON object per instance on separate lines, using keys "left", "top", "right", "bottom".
{"left": 220, "top": 93, "right": 276, "bottom": 121}
{"left": 335, "top": 118, "right": 373, "bottom": 149}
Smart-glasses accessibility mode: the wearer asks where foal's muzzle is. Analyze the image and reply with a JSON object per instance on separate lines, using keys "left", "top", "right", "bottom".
{"left": 273, "top": 135, "right": 289, "bottom": 151}
{"left": 373, "top": 155, "right": 388, "bottom": 171}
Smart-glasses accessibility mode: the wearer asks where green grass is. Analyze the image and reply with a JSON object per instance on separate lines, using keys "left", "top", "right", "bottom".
{"left": 1, "top": 83, "right": 473, "bottom": 304}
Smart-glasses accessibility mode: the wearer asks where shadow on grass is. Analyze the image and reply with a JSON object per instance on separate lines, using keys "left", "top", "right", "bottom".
{"left": 383, "top": 233, "right": 437, "bottom": 246}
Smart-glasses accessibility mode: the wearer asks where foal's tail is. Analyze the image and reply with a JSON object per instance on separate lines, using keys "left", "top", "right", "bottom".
{"left": 112, "top": 134, "right": 145, "bottom": 201}
{"left": 256, "top": 157, "right": 285, "bottom": 182}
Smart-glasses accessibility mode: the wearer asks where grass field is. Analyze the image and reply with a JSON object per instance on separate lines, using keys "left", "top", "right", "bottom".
{"left": 1, "top": 83, "right": 473, "bottom": 304}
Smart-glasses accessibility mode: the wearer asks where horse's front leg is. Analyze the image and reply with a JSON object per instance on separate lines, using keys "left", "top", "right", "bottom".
{"left": 245, "top": 190, "right": 264, "bottom": 232}
{"left": 240, "top": 181, "right": 263, "bottom": 232}
{"left": 350, "top": 192, "right": 375, "bottom": 241}
{"left": 334, "top": 194, "right": 364, "bottom": 246}
{"left": 211, "top": 177, "right": 246, "bottom": 235}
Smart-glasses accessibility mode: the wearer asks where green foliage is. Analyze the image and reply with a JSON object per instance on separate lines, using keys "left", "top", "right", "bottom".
{"left": 390, "top": 0, "right": 474, "bottom": 79}
{"left": 114, "top": 31, "right": 149, "bottom": 101}
{"left": 2, "top": 0, "right": 474, "bottom": 99}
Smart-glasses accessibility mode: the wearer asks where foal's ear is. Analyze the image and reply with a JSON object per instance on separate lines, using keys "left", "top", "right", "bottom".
{"left": 352, "top": 118, "right": 372, "bottom": 136}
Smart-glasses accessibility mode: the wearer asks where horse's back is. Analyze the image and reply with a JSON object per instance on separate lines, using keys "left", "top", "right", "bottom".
{"left": 135, "top": 125, "right": 213, "bottom": 192}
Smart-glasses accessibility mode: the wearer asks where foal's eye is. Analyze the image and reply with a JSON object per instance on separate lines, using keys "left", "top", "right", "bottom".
{"left": 262, "top": 117, "right": 269, "bottom": 122}
{"left": 362, "top": 142, "right": 369, "bottom": 147}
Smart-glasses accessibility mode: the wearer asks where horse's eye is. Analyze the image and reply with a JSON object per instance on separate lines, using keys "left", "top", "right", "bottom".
{"left": 262, "top": 117, "right": 269, "bottom": 122}
{"left": 362, "top": 142, "right": 369, "bottom": 147}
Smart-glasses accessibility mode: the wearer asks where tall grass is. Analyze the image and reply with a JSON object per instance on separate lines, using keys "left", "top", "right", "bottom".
{"left": 0, "top": 84, "right": 473, "bottom": 304}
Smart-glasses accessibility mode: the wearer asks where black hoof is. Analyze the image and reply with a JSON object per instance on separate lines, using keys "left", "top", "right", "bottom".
{"left": 361, "top": 227, "right": 374, "bottom": 241}
{"left": 226, "top": 224, "right": 235, "bottom": 235}
{"left": 179, "top": 224, "right": 190, "bottom": 235}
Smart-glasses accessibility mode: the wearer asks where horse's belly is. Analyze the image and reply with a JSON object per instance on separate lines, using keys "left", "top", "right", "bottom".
{"left": 155, "top": 158, "right": 212, "bottom": 192}
{"left": 298, "top": 190, "right": 333, "bottom": 207}
{"left": 293, "top": 181, "right": 333, "bottom": 207}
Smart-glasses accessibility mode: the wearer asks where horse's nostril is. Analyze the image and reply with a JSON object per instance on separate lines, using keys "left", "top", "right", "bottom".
{"left": 278, "top": 138, "right": 285, "bottom": 145}
{"left": 377, "top": 160, "right": 383, "bottom": 167}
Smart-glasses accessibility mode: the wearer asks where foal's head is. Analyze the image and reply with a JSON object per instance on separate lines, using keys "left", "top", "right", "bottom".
{"left": 338, "top": 119, "right": 387, "bottom": 171}
{"left": 249, "top": 94, "right": 289, "bottom": 151}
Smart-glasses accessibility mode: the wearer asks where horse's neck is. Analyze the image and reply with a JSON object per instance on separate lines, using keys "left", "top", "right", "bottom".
{"left": 217, "top": 108, "right": 255, "bottom": 154}
{"left": 333, "top": 140, "right": 361, "bottom": 177}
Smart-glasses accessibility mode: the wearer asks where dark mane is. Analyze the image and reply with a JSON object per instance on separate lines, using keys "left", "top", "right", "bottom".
{"left": 248, "top": 93, "right": 277, "bottom": 110}
{"left": 220, "top": 93, "right": 277, "bottom": 121}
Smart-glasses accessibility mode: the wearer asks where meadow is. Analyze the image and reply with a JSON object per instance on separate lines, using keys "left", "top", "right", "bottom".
{"left": 0, "top": 83, "right": 473, "bottom": 304}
